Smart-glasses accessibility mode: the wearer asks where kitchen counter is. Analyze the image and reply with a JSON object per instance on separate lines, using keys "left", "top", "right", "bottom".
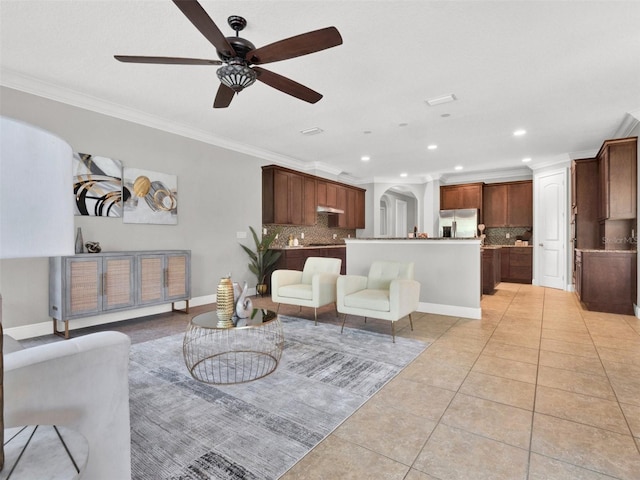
{"left": 576, "top": 248, "right": 637, "bottom": 253}
{"left": 271, "top": 244, "right": 345, "bottom": 250}
{"left": 344, "top": 238, "right": 481, "bottom": 319}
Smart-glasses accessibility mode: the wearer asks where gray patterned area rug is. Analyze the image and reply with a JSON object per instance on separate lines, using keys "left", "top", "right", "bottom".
{"left": 129, "top": 315, "right": 428, "bottom": 479}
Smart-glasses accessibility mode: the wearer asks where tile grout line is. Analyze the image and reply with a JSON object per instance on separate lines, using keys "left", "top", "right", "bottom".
{"left": 402, "top": 286, "right": 522, "bottom": 479}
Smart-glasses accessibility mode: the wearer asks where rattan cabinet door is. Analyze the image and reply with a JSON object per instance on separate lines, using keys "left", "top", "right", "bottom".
{"left": 165, "top": 253, "right": 190, "bottom": 301}
{"left": 138, "top": 254, "right": 165, "bottom": 306}
{"left": 65, "top": 257, "right": 102, "bottom": 318}
{"left": 102, "top": 255, "right": 136, "bottom": 311}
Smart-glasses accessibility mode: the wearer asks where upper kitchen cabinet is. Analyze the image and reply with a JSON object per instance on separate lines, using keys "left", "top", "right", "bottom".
{"left": 440, "top": 183, "right": 483, "bottom": 211}
{"left": 507, "top": 181, "right": 533, "bottom": 227}
{"left": 262, "top": 165, "right": 316, "bottom": 226}
{"left": 483, "top": 184, "right": 507, "bottom": 227}
{"left": 483, "top": 180, "right": 533, "bottom": 227}
{"left": 598, "top": 137, "right": 637, "bottom": 221}
{"left": 263, "top": 165, "right": 366, "bottom": 228}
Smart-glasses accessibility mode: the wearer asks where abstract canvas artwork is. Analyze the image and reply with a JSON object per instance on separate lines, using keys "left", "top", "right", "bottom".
{"left": 122, "top": 167, "right": 178, "bottom": 225}
{"left": 73, "top": 152, "right": 123, "bottom": 217}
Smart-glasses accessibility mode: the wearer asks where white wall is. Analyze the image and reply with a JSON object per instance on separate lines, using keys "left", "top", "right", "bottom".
{"left": 0, "top": 87, "right": 264, "bottom": 334}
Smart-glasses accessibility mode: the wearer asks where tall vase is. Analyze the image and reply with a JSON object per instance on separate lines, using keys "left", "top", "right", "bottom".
{"left": 216, "top": 277, "right": 235, "bottom": 328}
{"left": 75, "top": 227, "right": 84, "bottom": 254}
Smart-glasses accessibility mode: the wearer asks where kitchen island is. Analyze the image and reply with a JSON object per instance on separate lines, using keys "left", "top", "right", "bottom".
{"left": 345, "top": 238, "right": 481, "bottom": 319}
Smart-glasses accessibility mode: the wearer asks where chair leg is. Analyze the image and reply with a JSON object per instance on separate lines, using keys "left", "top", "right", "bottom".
{"left": 314, "top": 308, "right": 318, "bottom": 326}
{"left": 391, "top": 321, "right": 396, "bottom": 343}
{"left": 334, "top": 302, "right": 339, "bottom": 318}
{"left": 364, "top": 317, "right": 367, "bottom": 324}
{"left": 340, "top": 314, "right": 348, "bottom": 333}
{"left": 409, "top": 313, "right": 414, "bottom": 331}
{"left": 276, "top": 303, "right": 280, "bottom": 314}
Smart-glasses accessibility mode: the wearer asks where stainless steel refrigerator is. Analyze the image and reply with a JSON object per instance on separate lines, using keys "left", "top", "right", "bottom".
{"left": 438, "top": 209, "right": 479, "bottom": 238}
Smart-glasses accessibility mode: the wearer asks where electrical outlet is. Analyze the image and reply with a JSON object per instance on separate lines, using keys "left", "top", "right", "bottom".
{"left": 506, "top": 233, "right": 510, "bottom": 239}
{"left": 332, "top": 233, "right": 337, "bottom": 239}
{"left": 301, "top": 232, "right": 305, "bottom": 239}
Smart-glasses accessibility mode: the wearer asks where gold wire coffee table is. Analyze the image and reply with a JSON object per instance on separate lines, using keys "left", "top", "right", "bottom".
{"left": 183, "top": 309, "right": 284, "bottom": 385}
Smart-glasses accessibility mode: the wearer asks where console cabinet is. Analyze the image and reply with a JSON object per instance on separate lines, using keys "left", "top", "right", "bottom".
{"left": 500, "top": 247, "right": 532, "bottom": 283}
{"left": 49, "top": 250, "right": 190, "bottom": 337}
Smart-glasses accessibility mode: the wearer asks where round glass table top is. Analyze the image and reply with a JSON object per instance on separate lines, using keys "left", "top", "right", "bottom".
{"left": 190, "top": 308, "right": 278, "bottom": 329}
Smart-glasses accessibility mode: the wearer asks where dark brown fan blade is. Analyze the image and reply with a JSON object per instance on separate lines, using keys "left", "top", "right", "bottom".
{"left": 246, "top": 27, "right": 342, "bottom": 65}
{"left": 213, "top": 83, "right": 235, "bottom": 108}
{"left": 172, "top": 0, "right": 236, "bottom": 57}
{"left": 114, "top": 55, "right": 222, "bottom": 65}
{"left": 254, "top": 67, "right": 322, "bottom": 104}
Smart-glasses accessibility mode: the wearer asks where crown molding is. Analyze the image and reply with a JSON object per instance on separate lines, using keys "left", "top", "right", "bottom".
{"left": 1, "top": 69, "right": 313, "bottom": 165}
{"left": 528, "top": 153, "right": 571, "bottom": 172}
{"left": 614, "top": 111, "right": 640, "bottom": 137}
{"left": 440, "top": 166, "right": 532, "bottom": 185}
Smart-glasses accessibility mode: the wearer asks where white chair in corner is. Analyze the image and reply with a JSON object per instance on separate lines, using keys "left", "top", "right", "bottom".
{"left": 337, "top": 260, "right": 420, "bottom": 342}
{"left": 271, "top": 256, "right": 342, "bottom": 325}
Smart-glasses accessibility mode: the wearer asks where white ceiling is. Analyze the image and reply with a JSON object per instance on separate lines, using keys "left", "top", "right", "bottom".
{"left": 1, "top": 1, "right": 639, "bottom": 185}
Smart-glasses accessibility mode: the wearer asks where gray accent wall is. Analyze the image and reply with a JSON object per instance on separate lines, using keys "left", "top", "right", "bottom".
{"left": 0, "top": 87, "right": 263, "bottom": 331}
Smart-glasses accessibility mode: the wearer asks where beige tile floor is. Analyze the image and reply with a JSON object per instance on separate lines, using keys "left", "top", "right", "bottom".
{"left": 39, "top": 282, "right": 640, "bottom": 479}
{"left": 277, "top": 283, "right": 640, "bottom": 480}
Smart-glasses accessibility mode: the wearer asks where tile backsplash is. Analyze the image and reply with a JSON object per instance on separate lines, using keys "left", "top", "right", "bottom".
{"left": 484, "top": 227, "right": 532, "bottom": 245}
{"left": 265, "top": 215, "right": 356, "bottom": 248}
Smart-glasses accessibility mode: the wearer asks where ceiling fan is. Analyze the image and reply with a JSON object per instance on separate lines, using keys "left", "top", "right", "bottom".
{"left": 115, "top": 0, "right": 343, "bottom": 108}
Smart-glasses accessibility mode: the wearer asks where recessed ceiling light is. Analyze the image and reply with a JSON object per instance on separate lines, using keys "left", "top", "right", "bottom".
{"left": 426, "top": 94, "right": 457, "bottom": 106}
{"left": 398, "top": 123, "right": 408, "bottom": 127}
{"left": 522, "top": 157, "right": 532, "bottom": 163}
{"left": 300, "top": 127, "right": 323, "bottom": 136}
{"left": 427, "top": 144, "right": 438, "bottom": 150}
{"left": 361, "top": 155, "right": 370, "bottom": 162}
{"left": 454, "top": 165, "right": 463, "bottom": 171}
{"left": 363, "top": 130, "right": 372, "bottom": 134}
{"left": 513, "top": 129, "right": 527, "bottom": 136}
{"left": 441, "top": 113, "right": 451, "bottom": 118}
{"left": 400, "top": 173, "right": 408, "bottom": 177}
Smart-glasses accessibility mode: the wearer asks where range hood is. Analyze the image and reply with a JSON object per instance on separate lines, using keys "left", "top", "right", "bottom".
{"left": 317, "top": 205, "right": 344, "bottom": 214}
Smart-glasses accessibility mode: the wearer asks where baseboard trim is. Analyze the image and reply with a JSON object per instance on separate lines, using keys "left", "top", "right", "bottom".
{"left": 417, "top": 302, "right": 482, "bottom": 320}
{"left": 5, "top": 294, "right": 218, "bottom": 340}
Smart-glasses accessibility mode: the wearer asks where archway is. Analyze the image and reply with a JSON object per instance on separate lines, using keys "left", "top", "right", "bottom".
{"left": 379, "top": 186, "right": 419, "bottom": 237}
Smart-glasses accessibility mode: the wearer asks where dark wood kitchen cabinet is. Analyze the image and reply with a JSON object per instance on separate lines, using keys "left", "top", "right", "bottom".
{"left": 482, "top": 247, "right": 501, "bottom": 294}
{"left": 507, "top": 181, "right": 533, "bottom": 227}
{"left": 598, "top": 137, "right": 637, "bottom": 221}
{"left": 263, "top": 166, "right": 315, "bottom": 226}
{"left": 500, "top": 247, "right": 532, "bottom": 283}
{"left": 571, "top": 158, "right": 600, "bottom": 250}
{"left": 483, "top": 184, "right": 507, "bottom": 227}
{"left": 440, "top": 183, "right": 483, "bottom": 211}
{"left": 483, "top": 181, "right": 532, "bottom": 227}
{"left": 575, "top": 249, "right": 637, "bottom": 314}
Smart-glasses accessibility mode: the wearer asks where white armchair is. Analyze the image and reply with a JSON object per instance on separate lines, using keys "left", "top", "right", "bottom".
{"left": 337, "top": 260, "right": 420, "bottom": 342}
{"left": 3, "top": 331, "right": 132, "bottom": 479}
{"left": 271, "top": 256, "right": 342, "bottom": 324}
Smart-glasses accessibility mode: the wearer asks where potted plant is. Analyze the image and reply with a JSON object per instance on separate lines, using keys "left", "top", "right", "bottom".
{"left": 239, "top": 226, "right": 281, "bottom": 296}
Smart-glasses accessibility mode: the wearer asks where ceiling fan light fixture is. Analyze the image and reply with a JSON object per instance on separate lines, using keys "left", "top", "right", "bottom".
{"left": 216, "top": 62, "right": 256, "bottom": 92}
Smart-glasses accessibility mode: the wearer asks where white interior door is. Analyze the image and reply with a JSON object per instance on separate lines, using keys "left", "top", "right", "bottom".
{"left": 535, "top": 169, "right": 567, "bottom": 289}
{"left": 395, "top": 200, "right": 407, "bottom": 237}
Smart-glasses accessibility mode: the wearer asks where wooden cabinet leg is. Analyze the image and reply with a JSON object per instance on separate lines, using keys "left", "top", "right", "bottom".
{"left": 171, "top": 300, "right": 190, "bottom": 314}
{"left": 53, "top": 319, "right": 70, "bottom": 339}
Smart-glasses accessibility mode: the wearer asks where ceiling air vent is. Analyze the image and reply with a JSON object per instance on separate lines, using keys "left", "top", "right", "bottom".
{"left": 425, "top": 94, "right": 457, "bottom": 106}
{"left": 300, "top": 127, "right": 324, "bottom": 136}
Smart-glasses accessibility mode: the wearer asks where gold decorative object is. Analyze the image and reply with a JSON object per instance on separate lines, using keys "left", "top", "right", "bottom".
{"left": 133, "top": 175, "right": 151, "bottom": 197}
{"left": 216, "top": 277, "right": 235, "bottom": 327}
